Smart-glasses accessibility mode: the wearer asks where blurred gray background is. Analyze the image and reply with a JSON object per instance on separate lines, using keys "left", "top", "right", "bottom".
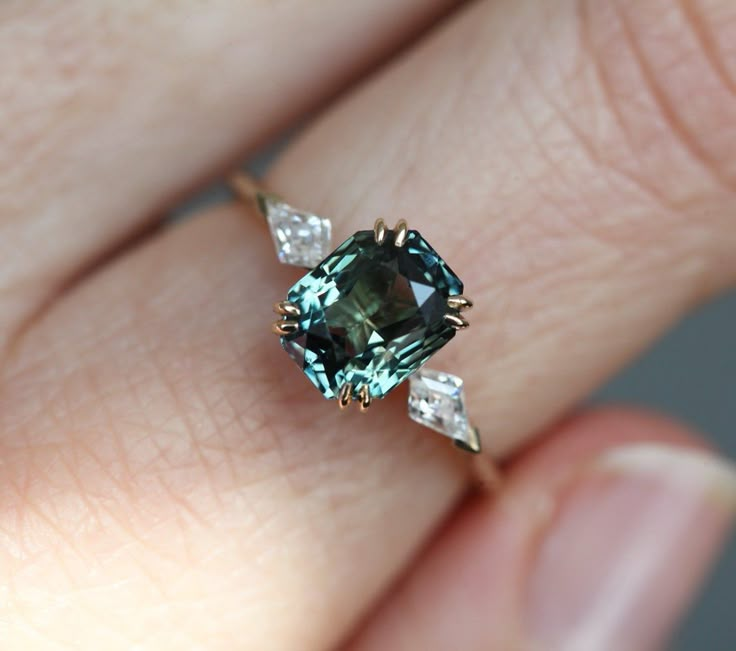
{"left": 595, "top": 291, "right": 735, "bottom": 650}
{"left": 183, "top": 147, "right": 735, "bottom": 649}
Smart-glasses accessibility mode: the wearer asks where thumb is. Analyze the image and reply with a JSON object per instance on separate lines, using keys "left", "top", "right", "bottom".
{"left": 346, "top": 409, "right": 736, "bottom": 651}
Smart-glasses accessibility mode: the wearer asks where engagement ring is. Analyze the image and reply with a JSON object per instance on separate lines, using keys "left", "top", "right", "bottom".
{"left": 230, "top": 172, "right": 486, "bottom": 457}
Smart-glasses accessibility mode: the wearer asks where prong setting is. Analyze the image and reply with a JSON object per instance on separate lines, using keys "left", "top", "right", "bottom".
{"left": 394, "top": 220, "right": 409, "bottom": 248}
{"left": 358, "top": 386, "right": 372, "bottom": 412}
{"left": 273, "top": 299, "right": 301, "bottom": 336}
{"left": 273, "top": 300, "right": 301, "bottom": 317}
{"left": 272, "top": 320, "right": 299, "bottom": 335}
{"left": 374, "top": 219, "right": 388, "bottom": 245}
{"left": 447, "top": 295, "right": 473, "bottom": 312}
{"left": 444, "top": 313, "right": 470, "bottom": 330}
{"left": 276, "top": 219, "right": 464, "bottom": 405}
{"left": 338, "top": 383, "right": 354, "bottom": 410}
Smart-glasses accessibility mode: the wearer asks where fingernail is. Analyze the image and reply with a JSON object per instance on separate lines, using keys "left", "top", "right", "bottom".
{"left": 526, "top": 443, "right": 736, "bottom": 651}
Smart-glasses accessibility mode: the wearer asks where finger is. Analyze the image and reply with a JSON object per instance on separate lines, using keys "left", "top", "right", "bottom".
{"left": 347, "top": 409, "right": 736, "bottom": 651}
{"left": 266, "top": 0, "right": 736, "bottom": 455}
{"left": 0, "top": 208, "right": 470, "bottom": 651}
{"left": 0, "top": 0, "right": 459, "bottom": 343}
{"left": 3, "top": 0, "right": 736, "bottom": 648}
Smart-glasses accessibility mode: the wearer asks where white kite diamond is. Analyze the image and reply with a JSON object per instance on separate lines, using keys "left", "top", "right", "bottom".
{"left": 262, "top": 196, "right": 332, "bottom": 268}
{"left": 408, "top": 368, "right": 480, "bottom": 452}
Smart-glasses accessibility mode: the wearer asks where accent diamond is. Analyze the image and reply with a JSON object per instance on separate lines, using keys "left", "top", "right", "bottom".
{"left": 408, "top": 368, "right": 481, "bottom": 453}
{"left": 260, "top": 195, "right": 332, "bottom": 268}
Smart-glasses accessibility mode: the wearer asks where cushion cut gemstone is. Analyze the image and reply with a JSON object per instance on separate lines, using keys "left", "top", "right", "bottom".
{"left": 281, "top": 229, "right": 464, "bottom": 400}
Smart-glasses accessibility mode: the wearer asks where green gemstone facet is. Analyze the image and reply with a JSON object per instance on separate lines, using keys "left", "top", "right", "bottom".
{"left": 281, "top": 230, "right": 464, "bottom": 400}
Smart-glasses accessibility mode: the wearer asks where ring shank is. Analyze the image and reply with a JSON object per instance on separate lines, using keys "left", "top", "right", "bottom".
{"left": 228, "top": 171, "right": 264, "bottom": 207}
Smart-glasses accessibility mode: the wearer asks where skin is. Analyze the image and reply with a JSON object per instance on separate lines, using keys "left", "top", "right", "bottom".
{"left": 0, "top": 0, "right": 734, "bottom": 649}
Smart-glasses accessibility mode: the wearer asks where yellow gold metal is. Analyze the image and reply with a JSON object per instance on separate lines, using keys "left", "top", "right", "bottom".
{"left": 228, "top": 171, "right": 262, "bottom": 205}
{"left": 447, "top": 295, "right": 473, "bottom": 311}
{"left": 444, "top": 313, "right": 470, "bottom": 329}
{"left": 273, "top": 300, "right": 301, "bottom": 317}
{"left": 374, "top": 219, "right": 388, "bottom": 245}
{"left": 228, "top": 171, "right": 282, "bottom": 221}
{"left": 394, "top": 220, "right": 409, "bottom": 247}
{"left": 358, "top": 386, "right": 372, "bottom": 412}
{"left": 470, "top": 453, "right": 504, "bottom": 491}
{"left": 272, "top": 320, "right": 299, "bottom": 335}
{"left": 338, "top": 383, "right": 354, "bottom": 410}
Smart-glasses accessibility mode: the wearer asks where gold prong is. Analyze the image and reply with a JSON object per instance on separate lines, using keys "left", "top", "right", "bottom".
{"left": 374, "top": 219, "right": 388, "bottom": 245}
{"left": 272, "top": 320, "right": 299, "bottom": 335}
{"left": 273, "top": 300, "right": 301, "bottom": 317}
{"left": 338, "top": 383, "right": 354, "bottom": 410}
{"left": 447, "top": 295, "right": 473, "bottom": 311}
{"left": 358, "top": 386, "right": 372, "bottom": 412}
{"left": 444, "top": 313, "right": 470, "bottom": 330}
{"left": 394, "top": 220, "right": 409, "bottom": 247}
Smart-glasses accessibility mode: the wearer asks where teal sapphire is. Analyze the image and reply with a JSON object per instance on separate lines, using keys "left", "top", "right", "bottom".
{"left": 280, "top": 229, "right": 464, "bottom": 401}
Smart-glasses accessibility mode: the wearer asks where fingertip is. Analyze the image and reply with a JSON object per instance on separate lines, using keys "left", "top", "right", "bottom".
{"left": 505, "top": 405, "right": 710, "bottom": 484}
{"left": 348, "top": 407, "right": 735, "bottom": 651}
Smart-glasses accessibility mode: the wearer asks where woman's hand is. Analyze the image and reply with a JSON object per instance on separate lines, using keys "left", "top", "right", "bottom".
{"left": 0, "top": 1, "right": 734, "bottom": 649}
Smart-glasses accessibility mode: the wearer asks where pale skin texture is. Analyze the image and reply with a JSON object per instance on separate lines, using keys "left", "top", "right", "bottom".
{"left": 0, "top": 1, "right": 735, "bottom": 649}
